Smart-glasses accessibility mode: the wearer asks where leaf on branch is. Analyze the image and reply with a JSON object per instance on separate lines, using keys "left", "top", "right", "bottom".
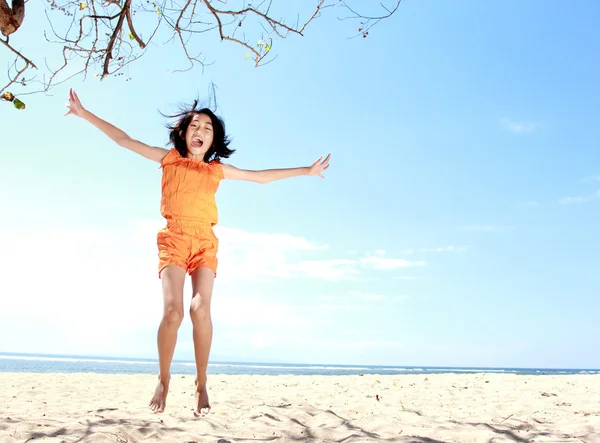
{"left": 13, "top": 97, "right": 25, "bottom": 109}
{"left": 1, "top": 91, "right": 15, "bottom": 101}
{"left": 1, "top": 91, "right": 25, "bottom": 109}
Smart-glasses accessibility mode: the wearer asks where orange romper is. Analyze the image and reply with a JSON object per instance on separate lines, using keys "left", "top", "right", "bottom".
{"left": 156, "top": 148, "right": 224, "bottom": 278}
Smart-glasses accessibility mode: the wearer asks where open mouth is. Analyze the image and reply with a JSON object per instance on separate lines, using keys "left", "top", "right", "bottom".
{"left": 191, "top": 136, "right": 204, "bottom": 148}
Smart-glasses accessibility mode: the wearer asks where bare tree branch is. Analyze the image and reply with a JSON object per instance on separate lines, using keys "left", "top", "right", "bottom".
{"left": 339, "top": 0, "right": 402, "bottom": 39}
{"left": 1, "top": 0, "right": 401, "bottom": 104}
{"left": 102, "top": 0, "right": 130, "bottom": 78}
{"left": 125, "top": 4, "right": 145, "bottom": 49}
{"left": 0, "top": 36, "right": 36, "bottom": 94}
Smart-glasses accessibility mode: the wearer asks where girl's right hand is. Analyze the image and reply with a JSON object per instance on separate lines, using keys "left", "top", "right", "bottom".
{"left": 64, "top": 88, "right": 86, "bottom": 118}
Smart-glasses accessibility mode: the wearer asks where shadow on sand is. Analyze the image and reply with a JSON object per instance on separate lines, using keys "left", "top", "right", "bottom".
{"left": 0, "top": 404, "right": 591, "bottom": 443}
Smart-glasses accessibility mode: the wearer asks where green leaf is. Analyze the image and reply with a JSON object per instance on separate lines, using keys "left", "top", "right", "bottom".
{"left": 13, "top": 98, "right": 26, "bottom": 110}
{"left": 129, "top": 32, "right": 135, "bottom": 41}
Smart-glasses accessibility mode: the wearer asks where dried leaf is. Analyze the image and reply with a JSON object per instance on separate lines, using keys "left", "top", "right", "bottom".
{"left": 1, "top": 92, "right": 15, "bottom": 102}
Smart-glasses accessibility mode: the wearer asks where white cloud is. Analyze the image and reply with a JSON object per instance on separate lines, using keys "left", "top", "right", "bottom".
{"left": 207, "top": 291, "right": 407, "bottom": 361}
{"left": 360, "top": 255, "right": 424, "bottom": 270}
{"left": 353, "top": 293, "right": 386, "bottom": 302}
{"left": 0, "top": 219, "right": 438, "bottom": 361}
{"left": 559, "top": 190, "right": 600, "bottom": 205}
{"left": 0, "top": 224, "right": 163, "bottom": 356}
{"left": 213, "top": 296, "right": 312, "bottom": 328}
{"left": 0, "top": 221, "right": 416, "bottom": 343}
{"left": 210, "top": 226, "right": 424, "bottom": 282}
{"left": 122, "top": 221, "right": 419, "bottom": 283}
{"left": 500, "top": 118, "right": 540, "bottom": 134}
{"left": 277, "top": 259, "right": 360, "bottom": 282}
{"left": 215, "top": 226, "right": 325, "bottom": 252}
{"left": 419, "top": 245, "right": 469, "bottom": 253}
{"left": 317, "top": 292, "right": 407, "bottom": 303}
{"left": 400, "top": 245, "right": 468, "bottom": 254}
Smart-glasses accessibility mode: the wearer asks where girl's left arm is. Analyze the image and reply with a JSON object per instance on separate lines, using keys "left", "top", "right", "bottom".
{"left": 221, "top": 154, "right": 330, "bottom": 184}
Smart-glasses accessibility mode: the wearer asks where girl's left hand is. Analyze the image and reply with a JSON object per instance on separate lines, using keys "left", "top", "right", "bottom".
{"left": 64, "top": 88, "right": 86, "bottom": 118}
{"left": 308, "top": 154, "right": 331, "bottom": 178}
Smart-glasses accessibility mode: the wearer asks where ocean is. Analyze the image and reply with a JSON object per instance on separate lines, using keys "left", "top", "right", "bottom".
{"left": 1, "top": 353, "right": 597, "bottom": 376}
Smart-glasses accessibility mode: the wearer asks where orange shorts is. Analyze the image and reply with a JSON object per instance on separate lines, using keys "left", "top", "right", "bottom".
{"left": 157, "top": 220, "right": 219, "bottom": 278}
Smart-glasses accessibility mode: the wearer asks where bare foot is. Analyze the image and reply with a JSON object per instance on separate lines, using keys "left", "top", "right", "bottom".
{"left": 149, "top": 376, "right": 170, "bottom": 413}
{"left": 194, "top": 382, "right": 210, "bottom": 417}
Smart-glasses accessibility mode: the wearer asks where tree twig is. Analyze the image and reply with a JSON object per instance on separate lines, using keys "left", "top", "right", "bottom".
{"left": 1, "top": 0, "right": 399, "bottom": 97}
{"left": 0, "top": 36, "right": 36, "bottom": 94}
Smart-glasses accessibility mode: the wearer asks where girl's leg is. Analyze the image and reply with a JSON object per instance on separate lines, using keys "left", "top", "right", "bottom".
{"left": 189, "top": 266, "right": 215, "bottom": 416}
{"left": 149, "top": 264, "right": 186, "bottom": 413}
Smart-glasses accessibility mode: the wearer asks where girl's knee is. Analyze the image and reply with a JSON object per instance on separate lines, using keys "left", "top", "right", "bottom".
{"left": 189, "top": 294, "right": 211, "bottom": 322}
{"left": 163, "top": 305, "right": 184, "bottom": 325}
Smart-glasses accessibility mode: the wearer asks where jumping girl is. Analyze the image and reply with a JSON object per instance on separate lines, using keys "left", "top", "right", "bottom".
{"left": 65, "top": 88, "right": 330, "bottom": 416}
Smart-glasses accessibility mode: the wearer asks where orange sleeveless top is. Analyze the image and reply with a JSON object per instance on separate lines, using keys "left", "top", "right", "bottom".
{"left": 159, "top": 148, "right": 224, "bottom": 225}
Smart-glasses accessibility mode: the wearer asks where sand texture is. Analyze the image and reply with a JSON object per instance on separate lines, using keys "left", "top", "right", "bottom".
{"left": 1, "top": 373, "right": 599, "bottom": 442}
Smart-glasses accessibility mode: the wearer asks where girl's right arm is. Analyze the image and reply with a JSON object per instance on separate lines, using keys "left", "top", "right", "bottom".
{"left": 65, "top": 88, "right": 169, "bottom": 164}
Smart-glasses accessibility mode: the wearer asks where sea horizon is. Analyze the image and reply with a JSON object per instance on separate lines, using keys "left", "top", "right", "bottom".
{"left": 1, "top": 352, "right": 598, "bottom": 376}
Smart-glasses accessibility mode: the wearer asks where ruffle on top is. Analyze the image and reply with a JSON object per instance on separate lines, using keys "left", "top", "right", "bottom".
{"left": 160, "top": 148, "right": 224, "bottom": 180}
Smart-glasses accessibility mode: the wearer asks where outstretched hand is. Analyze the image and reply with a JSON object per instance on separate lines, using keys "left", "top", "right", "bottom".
{"left": 64, "top": 88, "right": 86, "bottom": 118}
{"left": 308, "top": 154, "right": 331, "bottom": 178}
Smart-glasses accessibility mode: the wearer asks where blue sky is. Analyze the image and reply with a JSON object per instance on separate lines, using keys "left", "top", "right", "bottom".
{"left": 1, "top": 0, "right": 599, "bottom": 369}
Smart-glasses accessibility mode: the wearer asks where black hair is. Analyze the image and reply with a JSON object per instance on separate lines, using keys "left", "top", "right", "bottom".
{"left": 164, "top": 99, "right": 235, "bottom": 163}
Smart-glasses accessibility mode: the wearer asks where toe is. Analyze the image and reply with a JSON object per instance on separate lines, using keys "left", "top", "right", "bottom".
{"left": 193, "top": 407, "right": 210, "bottom": 417}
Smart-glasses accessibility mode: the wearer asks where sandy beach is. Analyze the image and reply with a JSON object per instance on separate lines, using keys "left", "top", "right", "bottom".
{"left": 1, "top": 373, "right": 599, "bottom": 442}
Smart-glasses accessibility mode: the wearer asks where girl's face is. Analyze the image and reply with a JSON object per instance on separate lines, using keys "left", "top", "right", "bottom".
{"left": 185, "top": 113, "right": 214, "bottom": 158}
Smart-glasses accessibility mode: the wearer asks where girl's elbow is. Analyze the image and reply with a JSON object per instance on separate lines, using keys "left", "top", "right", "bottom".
{"left": 254, "top": 173, "right": 268, "bottom": 184}
{"left": 116, "top": 136, "right": 133, "bottom": 148}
